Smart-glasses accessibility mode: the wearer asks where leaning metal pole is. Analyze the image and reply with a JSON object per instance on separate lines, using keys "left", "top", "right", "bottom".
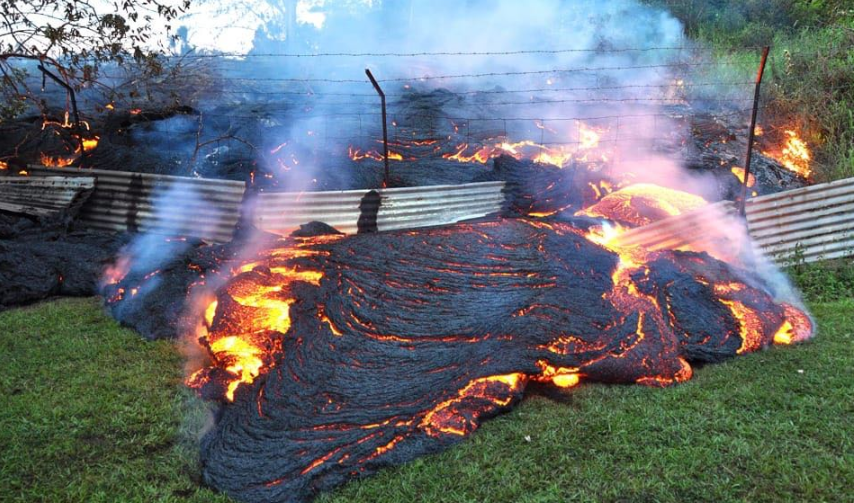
{"left": 365, "top": 68, "right": 390, "bottom": 187}
{"left": 739, "top": 46, "right": 770, "bottom": 216}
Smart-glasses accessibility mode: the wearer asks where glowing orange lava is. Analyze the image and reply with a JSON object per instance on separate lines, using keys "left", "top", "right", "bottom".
{"left": 187, "top": 239, "right": 335, "bottom": 401}
{"left": 420, "top": 373, "right": 526, "bottom": 437}
{"left": 577, "top": 184, "right": 708, "bottom": 228}
{"left": 731, "top": 167, "right": 756, "bottom": 187}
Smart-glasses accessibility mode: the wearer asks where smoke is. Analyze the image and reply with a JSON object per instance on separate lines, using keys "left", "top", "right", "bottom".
{"left": 100, "top": 181, "right": 225, "bottom": 321}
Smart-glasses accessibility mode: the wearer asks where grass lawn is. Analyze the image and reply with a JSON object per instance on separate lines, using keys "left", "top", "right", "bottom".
{"left": 1, "top": 297, "right": 852, "bottom": 503}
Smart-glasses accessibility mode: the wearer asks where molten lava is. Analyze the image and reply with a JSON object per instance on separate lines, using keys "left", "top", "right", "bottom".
{"left": 731, "top": 167, "right": 756, "bottom": 187}
{"left": 179, "top": 181, "right": 811, "bottom": 503}
{"left": 187, "top": 238, "right": 333, "bottom": 401}
{"left": 347, "top": 121, "right": 610, "bottom": 169}
{"left": 577, "top": 183, "right": 708, "bottom": 227}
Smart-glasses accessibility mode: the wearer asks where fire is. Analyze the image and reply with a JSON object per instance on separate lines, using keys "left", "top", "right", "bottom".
{"left": 765, "top": 129, "right": 811, "bottom": 178}
{"left": 440, "top": 140, "right": 576, "bottom": 168}
{"left": 345, "top": 121, "right": 610, "bottom": 169}
{"left": 38, "top": 111, "right": 100, "bottom": 166}
{"left": 40, "top": 153, "right": 76, "bottom": 168}
{"left": 441, "top": 143, "right": 494, "bottom": 164}
{"left": 0, "top": 160, "right": 7, "bottom": 170}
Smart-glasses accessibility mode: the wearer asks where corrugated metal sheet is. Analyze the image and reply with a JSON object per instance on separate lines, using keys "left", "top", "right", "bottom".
{"left": 0, "top": 175, "right": 94, "bottom": 217}
{"left": 20, "top": 163, "right": 851, "bottom": 264}
{"left": 252, "top": 181, "right": 506, "bottom": 235}
{"left": 746, "top": 177, "right": 854, "bottom": 264}
{"left": 613, "top": 201, "right": 737, "bottom": 251}
{"left": 27, "top": 166, "right": 246, "bottom": 243}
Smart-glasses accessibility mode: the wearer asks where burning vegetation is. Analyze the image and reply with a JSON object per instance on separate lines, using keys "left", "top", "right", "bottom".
{"left": 763, "top": 129, "right": 812, "bottom": 179}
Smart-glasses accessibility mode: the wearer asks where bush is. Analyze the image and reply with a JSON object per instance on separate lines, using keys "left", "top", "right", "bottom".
{"left": 788, "top": 257, "right": 854, "bottom": 302}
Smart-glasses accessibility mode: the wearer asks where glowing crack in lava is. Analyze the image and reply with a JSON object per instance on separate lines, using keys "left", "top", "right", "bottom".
{"left": 186, "top": 185, "right": 811, "bottom": 503}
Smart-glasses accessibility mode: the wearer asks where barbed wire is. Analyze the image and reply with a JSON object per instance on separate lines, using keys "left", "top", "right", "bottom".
{"left": 175, "top": 81, "right": 755, "bottom": 99}
{"left": 158, "top": 46, "right": 765, "bottom": 59}
{"left": 198, "top": 107, "right": 767, "bottom": 122}
{"left": 182, "top": 61, "right": 744, "bottom": 85}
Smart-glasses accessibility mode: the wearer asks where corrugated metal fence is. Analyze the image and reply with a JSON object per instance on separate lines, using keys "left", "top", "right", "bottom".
{"left": 253, "top": 182, "right": 505, "bottom": 235}
{"left": 23, "top": 166, "right": 505, "bottom": 241}
{"left": 26, "top": 166, "right": 245, "bottom": 242}
{"left": 0, "top": 176, "right": 94, "bottom": 217}
{"left": 17, "top": 166, "right": 854, "bottom": 264}
{"left": 746, "top": 177, "right": 854, "bottom": 264}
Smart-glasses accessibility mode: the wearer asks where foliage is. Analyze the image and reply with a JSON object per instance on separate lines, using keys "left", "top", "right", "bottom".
{"left": 0, "top": 0, "right": 190, "bottom": 121}
{"left": 788, "top": 257, "right": 854, "bottom": 303}
{"left": 1, "top": 296, "right": 853, "bottom": 502}
{"left": 646, "top": 0, "right": 854, "bottom": 181}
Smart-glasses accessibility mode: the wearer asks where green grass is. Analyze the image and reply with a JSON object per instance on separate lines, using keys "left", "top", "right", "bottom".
{"left": 1, "top": 296, "right": 853, "bottom": 503}
{"left": 0, "top": 298, "right": 228, "bottom": 503}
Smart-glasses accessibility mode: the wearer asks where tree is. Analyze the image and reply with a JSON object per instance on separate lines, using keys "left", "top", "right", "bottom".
{"left": 0, "top": 0, "right": 191, "bottom": 120}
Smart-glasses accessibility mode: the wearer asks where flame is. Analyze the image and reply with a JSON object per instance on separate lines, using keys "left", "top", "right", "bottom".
{"left": 0, "top": 161, "right": 7, "bottom": 171}
{"left": 764, "top": 129, "right": 811, "bottom": 178}
{"left": 38, "top": 110, "right": 99, "bottom": 166}
{"left": 440, "top": 140, "right": 576, "bottom": 168}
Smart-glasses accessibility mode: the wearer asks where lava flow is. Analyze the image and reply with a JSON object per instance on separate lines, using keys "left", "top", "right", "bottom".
{"left": 347, "top": 121, "right": 609, "bottom": 169}
{"left": 182, "top": 182, "right": 812, "bottom": 503}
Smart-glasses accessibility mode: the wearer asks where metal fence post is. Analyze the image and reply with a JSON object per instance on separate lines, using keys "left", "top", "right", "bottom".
{"left": 365, "top": 69, "right": 390, "bottom": 187}
{"left": 739, "top": 46, "right": 770, "bottom": 216}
